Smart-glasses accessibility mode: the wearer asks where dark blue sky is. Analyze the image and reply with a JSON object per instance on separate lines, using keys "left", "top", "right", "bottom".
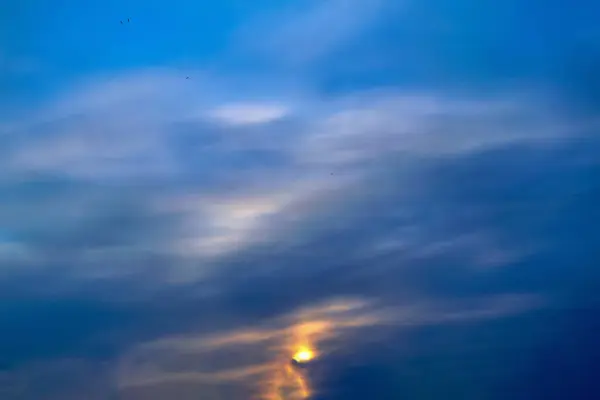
{"left": 1, "top": 1, "right": 599, "bottom": 399}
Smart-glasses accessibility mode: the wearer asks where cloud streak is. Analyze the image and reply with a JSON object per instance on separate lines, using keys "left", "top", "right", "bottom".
{"left": 1, "top": 3, "right": 599, "bottom": 394}
{"left": 233, "top": 0, "right": 391, "bottom": 66}
{"left": 0, "top": 68, "right": 591, "bottom": 288}
{"left": 117, "top": 294, "right": 543, "bottom": 399}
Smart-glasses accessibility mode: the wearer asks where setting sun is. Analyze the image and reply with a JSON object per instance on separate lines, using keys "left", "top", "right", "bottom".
{"left": 292, "top": 347, "right": 315, "bottom": 363}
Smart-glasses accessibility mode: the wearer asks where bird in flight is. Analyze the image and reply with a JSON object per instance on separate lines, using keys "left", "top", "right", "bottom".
{"left": 186, "top": 76, "right": 190, "bottom": 79}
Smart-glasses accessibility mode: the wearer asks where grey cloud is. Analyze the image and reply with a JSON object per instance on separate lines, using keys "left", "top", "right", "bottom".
{"left": 1, "top": 68, "right": 598, "bottom": 398}
{"left": 2, "top": 74, "right": 594, "bottom": 296}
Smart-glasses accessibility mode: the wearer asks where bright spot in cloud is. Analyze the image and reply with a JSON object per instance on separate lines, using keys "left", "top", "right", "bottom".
{"left": 292, "top": 347, "right": 315, "bottom": 363}
{"left": 209, "top": 103, "right": 289, "bottom": 126}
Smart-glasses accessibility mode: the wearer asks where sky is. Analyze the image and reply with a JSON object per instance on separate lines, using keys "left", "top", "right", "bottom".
{"left": 1, "top": 0, "right": 599, "bottom": 399}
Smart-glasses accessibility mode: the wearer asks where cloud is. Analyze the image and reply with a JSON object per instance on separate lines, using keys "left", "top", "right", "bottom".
{"left": 114, "top": 298, "right": 376, "bottom": 399}
{"left": 116, "top": 294, "right": 543, "bottom": 398}
{"left": 1, "top": 1, "right": 599, "bottom": 398}
{"left": 233, "top": 0, "right": 391, "bottom": 66}
{"left": 207, "top": 103, "right": 290, "bottom": 126}
{"left": 295, "top": 91, "right": 573, "bottom": 166}
{"left": 2, "top": 71, "right": 571, "bottom": 185}
{"left": 0, "top": 68, "right": 591, "bottom": 289}
{"left": 1, "top": 69, "right": 597, "bottom": 397}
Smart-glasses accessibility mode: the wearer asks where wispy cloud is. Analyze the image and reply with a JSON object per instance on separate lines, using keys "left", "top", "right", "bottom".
{"left": 117, "top": 294, "right": 543, "bottom": 398}
{"left": 1, "top": 1, "right": 600, "bottom": 398}
{"left": 0, "top": 68, "right": 588, "bottom": 285}
{"left": 207, "top": 103, "right": 290, "bottom": 126}
{"left": 233, "top": 0, "right": 391, "bottom": 66}
{"left": 0, "top": 68, "right": 596, "bottom": 397}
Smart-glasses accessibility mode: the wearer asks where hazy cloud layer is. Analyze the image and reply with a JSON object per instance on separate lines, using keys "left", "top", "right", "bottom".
{"left": 1, "top": 0, "right": 599, "bottom": 399}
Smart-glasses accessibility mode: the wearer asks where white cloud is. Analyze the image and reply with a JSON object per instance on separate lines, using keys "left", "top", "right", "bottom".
{"left": 295, "top": 92, "right": 570, "bottom": 167}
{"left": 4, "top": 69, "right": 567, "bottom": 185}
{"left": 8, "top": 126, "right": 178, "bottom": 181}
{"left": 208, "top": 103, "right": 289, "bottom": 126}
{"left": 170, "top": 193, "right": 292, "bottom": 258}
{"left": 160, "top": 174, "right": 353, "bottom": 262}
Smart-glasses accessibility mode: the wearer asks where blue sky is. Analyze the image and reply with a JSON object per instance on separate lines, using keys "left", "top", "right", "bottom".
{"left": 1, "top": 1, "right": 600, "bottom": 399}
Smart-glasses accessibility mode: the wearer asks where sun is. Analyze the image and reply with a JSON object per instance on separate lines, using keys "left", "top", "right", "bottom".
{"left": 292, "top": 347, "right": 315, "bottom": 363}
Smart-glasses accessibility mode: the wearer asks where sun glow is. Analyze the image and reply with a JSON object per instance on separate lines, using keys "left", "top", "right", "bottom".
{"left": 292, "top": 347, "right": 315, "bottom": 363}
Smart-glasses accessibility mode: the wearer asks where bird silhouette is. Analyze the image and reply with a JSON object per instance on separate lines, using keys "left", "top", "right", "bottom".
{"left": 120, "top": 20, "right": 123, "bottom": 24}
{"left": 128, "top": 18, "right": 130, "bottom": 22}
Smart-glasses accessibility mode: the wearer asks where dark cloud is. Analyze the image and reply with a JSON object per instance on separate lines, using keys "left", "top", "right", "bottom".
{"left": 1, "top": 137, "right": 598, "bottom": 397}
{"left": 1, "top": 5, "right": 599, "bottom": 393}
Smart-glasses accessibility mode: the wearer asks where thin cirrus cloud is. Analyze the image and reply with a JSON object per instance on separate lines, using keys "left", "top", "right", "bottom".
{"left": 207, "top": 103, "right": 290, "bottom": 126}
{"left": 1, "top": 1, "right": 599, "bottom": 397}
{"left": 231, "top": 0, "right": 391, "bottom": 66}
{"left": 0, "top": 84, "right": 597, "bottom": 398}
{"left": 0, "top": 67, "right": 587, "bottom": 286}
